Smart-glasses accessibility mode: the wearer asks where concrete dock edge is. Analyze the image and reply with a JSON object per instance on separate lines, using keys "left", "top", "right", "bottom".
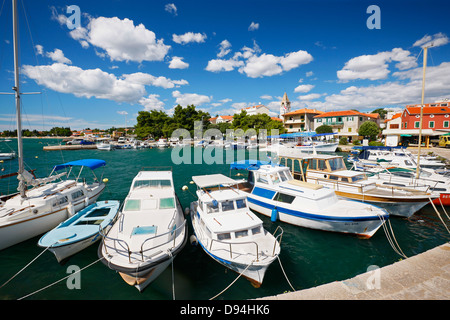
{"left": 259, "top": 242, "right": 450, "bottom": 300}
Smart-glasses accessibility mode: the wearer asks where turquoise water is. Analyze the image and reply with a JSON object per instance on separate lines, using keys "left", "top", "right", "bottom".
{"left": 0, "top": 139, "right": 449, "bottom": 300}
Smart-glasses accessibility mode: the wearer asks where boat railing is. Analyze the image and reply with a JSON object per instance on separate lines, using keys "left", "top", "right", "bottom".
{"left": 100, "top": 220, "right": 186, "bottom": 263}
{"left": 209, "top": 237, "right": 260, "bottom": 261}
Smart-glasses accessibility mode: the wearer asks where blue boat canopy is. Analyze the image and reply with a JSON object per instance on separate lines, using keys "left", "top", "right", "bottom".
{"left": 267, "top": 132, "right": 337, "bottom": 139}
{"left": 53, "top": 159, "right": 106, "bottom": 171}
{"left": 230, "top": 160, "right": 276, "bottom": 171}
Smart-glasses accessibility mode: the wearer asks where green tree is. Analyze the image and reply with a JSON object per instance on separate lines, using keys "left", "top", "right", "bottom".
{"left": 358, "top": 121, "right": 380, "bottom": 141}
{"left": 371, "top": 108, "right": 387, "bottom": 120}
{"left": 315, "top": 124, "right": 333, "bottom": 134}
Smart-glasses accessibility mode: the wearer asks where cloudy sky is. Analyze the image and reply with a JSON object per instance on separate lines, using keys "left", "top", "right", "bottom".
{"left": 0, "top": 0, "right": 449, "bottom": 130}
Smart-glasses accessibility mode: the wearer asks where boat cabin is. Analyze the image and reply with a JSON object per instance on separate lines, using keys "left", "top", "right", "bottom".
{"left": 192, "top": 174, "right": 263, "bottom": 242}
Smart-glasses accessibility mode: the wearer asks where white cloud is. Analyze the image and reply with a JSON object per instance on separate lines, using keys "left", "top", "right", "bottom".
{"left": 117, "top": 111, "right": 128, "bottom": 115}
{"left": 305, "top": 62, "right": 450, "bottom": 111}
{"left": 306, "top": 71, "right": 314, "bottom": 77}
{"left": 35, "top": 45, "right": 44, "bottom": 55}
{"left": 70, "top": 16, "right": 170, "bottom": 63}
{"left": 22, "top": 63, "right": 146, "bottom": 103}
{"left": 172, "top": 90, "right": 212, "bottom": 106}
{"left": 46, "top": 49, "right": 72, "bottom": 64}
{"left": 168, "top": 56, "right": 189, "bottom": 69}
{"left": 165, "top": 3, "right": 178, "bottom": 16}
{"left": 217, "top": 40, "right": 232, "bottom": 58}
{"left": 337, "top": 48, "right": 417, "bottom": 82}
{"left": 413, "top": 32, "right": 449, "bottom": 48}
{"left": 260, "top": 95, "right": 273, "bottom": 100}
{"left": 206, "top": 43, "right": 313, "bottom": 78}
{"left": 248, "top": 22, "right": 259, "bottom": 31}
{"left": 122, "top": 72, "right": 188, "bottom": 89}
{"left": 172, "top": 32, "right": 207, "bottom": 45}
{"left": 139, "top": 94, "right": 165, "bottom": 111}
{"left": 298, "top": 93, "right": 322, "bottom": 101}
{"left": 294, "top": 84, "right": 314, "bottom": 93}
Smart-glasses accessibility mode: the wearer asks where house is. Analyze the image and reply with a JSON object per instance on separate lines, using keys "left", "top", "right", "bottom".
{"left": 241, "top": 104, "right": 270, "bottom": 116}
{"left": 313, "top": 110, "right": 380, "bottom": 142}
{"left": 216, "top": 115, "right": 234, "bottom": 124}
{"left": 283, "top": 108, "right": 324, "bottom": 132}
{"left": 382, "top": 101, "right": 450, "bottom": 146}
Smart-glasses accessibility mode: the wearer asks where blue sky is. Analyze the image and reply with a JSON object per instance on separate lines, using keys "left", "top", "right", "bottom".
{"left": 0, "top": 0, "right": 449, "bottom": 131}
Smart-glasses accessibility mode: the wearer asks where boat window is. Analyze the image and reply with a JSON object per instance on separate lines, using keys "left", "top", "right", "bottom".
{"left": 284, "top": 170, "right": 293, "bottom": 180}
{"left": 236, "top": 199, "right": 247, "bottom": 209}
{"left": 53, "top": 196, "right": 68, "bottom": 207}
{"left": 256, "top": 173, "right": 269, "bottom": 184}
{"left": 71, "top": 190, "right": 84, "bottom": 200}
{"left": 275, "top": 192, "right": 296, "bottom": 204}
{"left": 85, "top": 208, "right": 110, "bottom": 218}
{"left": 235, "top": 230, "right": 248, "bottom": 238}
{"left": 318, "top": 159, "right": 327, "bottom": 171}
{"left": 309, "top": 159, "right": 317, "bottom": 170}
{"left": 328, "top": 158, "right": 345, "bottom": 171}
{"left": 269, "top": 173, "right": 280, "bottom": 184}
{"left": 251, "top": 226, "right": 261, "bottom": 235}
{"left": 329, "top": 175, "right": 339, "bottom": 180}
{"left": 217, "top": 233, "right": 231, "bottom": 240}
{"left": 160, "top": 197, "right": 175, "bottom": 209}
{"left": 133, "top": 179, "right": 172, "bottom": 189}
{"left": 206, "top": 202, "right": 219, "bottom": 214}
{"left": 342, "top": 177, "right": 351, "bottom": 183}
{"left": 405, "top": 160, "right": 413, "bottom": 166}
{"left": 278, "top": 170, "right": 288, "bottom": 182}
{"left": 221, "top": 200, "right": 235, "bottom": 212}
{"left": 124, "top": 199, "right": 141, "bottom": 211}
{"left": 352, "top": 175, "right": 366, "bottom": 182}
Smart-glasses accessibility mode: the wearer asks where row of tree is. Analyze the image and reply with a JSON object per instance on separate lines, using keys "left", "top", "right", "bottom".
{"left": 134, "top": 105, "right": 286, "bottom": 139}
{"left": 0, "top": 127, "right": 72, "bottom": 137}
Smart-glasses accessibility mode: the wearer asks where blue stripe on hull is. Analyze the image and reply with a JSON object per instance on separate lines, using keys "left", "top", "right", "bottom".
{"left": 247, "top": 196, "right": 385, "bottom": 222}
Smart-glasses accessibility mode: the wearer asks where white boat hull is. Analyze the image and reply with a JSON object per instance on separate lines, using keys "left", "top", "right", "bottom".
{"left": 247, "top": 197, "right": 386, "bottom": 238}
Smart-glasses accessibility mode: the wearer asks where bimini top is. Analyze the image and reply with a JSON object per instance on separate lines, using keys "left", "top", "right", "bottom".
{"left": 53, "top": 159, "right": 106, "bottom": 171}
{"left": 230, "top": 160, "right": 276, "bottom": 171}
{"left": 192, "top": 174, "right": 238, "bottom": 188}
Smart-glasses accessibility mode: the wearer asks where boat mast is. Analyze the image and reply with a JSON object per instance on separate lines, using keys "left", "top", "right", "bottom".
{"left": 12, "top": 0, "right": 26, "bottom": 198}
{"left": 416, "top": 45, "right": 431, "bottom": 179}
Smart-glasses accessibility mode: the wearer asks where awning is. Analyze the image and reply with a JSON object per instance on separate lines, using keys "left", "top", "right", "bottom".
{"left": 53, "top": 159, "right": 106, "bottom": 171}
{"left": 192, "top": 174, "right": 238, "bottom": 188}
{"left": 230, "top": 160, "right": 274, "bottom": 171}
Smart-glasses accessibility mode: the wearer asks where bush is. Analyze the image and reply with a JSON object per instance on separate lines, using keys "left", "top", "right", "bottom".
{"left": 369, "top": 141, "right": 384, "bottom": 146}
{"left": 339, "top": 137, "right": 348, "bottom": 145}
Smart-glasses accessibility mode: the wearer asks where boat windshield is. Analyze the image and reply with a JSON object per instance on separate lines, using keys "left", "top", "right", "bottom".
{"left": 351, "top": 174, "right": 366, "bottom": 182}
{"left": 133, "top": 179, "right": 172, "bottom": 189}
{"left": 328, "top": 158, "right": 346, "bottom": 171}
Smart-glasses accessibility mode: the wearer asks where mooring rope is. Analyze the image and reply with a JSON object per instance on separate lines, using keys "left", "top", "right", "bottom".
{"left": 377, "top": 214, "right": 407, "bottom": 259}
{"left": 0, "top": 243, "right": 55, "bottom": 290}
{"left": 430, "top": 197, "right": 450, "bottom": 234}
{"left": 209, "top": 258, "right": 256, "bottom": 300}
{"left": 17, "top": 257, "right": 104, "bottom": 300}
{"left": 277, "top": 256, "right": 295, "bottom": 291}
{"left": 167, "top": 249, "right": 176, "bottom": 300}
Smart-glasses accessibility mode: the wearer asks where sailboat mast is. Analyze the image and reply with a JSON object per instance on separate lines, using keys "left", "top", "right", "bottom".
{"left": 416, "top": 46, "right": 430, "bottom": 179}
{"left": 12, "top": 0, "right": 26, "bottom": 197}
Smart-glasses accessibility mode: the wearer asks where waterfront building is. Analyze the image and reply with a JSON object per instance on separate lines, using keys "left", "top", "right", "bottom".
{"left": 313, "top": 110, "right": 380, "bottom": 142}
{"left": 283, "top": 108, "right": 324, "bottom": 132}
{"left": 241, "top": 104, "right": 271, "bottom": 116}
{"left": 383, "top": 101, "right": 450, "bottom": 147}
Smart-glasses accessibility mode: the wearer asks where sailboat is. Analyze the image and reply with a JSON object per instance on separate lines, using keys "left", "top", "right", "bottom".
{"left": 0, "top": 0, "right": 106, "bottom": 251}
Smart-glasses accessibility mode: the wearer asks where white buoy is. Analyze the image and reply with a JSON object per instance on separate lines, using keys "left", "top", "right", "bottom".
{"left": 182, "top": 185, "right": 188, "bottom": 191}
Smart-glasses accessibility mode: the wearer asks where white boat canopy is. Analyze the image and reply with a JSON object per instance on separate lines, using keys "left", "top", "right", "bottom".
{"left": 192, "top": 174, "right": 238, "bottom": 188}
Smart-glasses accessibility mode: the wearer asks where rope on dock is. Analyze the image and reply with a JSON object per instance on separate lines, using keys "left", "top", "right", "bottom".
{"left": 0, "top": 243, "right": 55, "bottom": 290}
{"left": 17, "top": 257, "right": 104, "bottom": 300}
{"left": 209, "top": 258, "right": 256, "bottom": 300}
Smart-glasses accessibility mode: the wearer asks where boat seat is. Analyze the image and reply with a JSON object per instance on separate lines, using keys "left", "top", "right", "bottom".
{"left": 287, "top": 179, "right": 323, "bottom": 190}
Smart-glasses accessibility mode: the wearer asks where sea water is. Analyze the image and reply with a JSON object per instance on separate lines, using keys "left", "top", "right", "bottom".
{"left": 0, "top": 139, "right": 448, "bottom": 300}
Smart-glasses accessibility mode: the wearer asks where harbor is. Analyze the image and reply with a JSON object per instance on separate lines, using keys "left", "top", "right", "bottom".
{"left": 0, "top": 0, "right": 449, "bottom": 303}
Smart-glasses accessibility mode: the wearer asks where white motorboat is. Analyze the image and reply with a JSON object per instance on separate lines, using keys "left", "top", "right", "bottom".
{"left": 38, "top": 200, "right": 119, "bottom": 263}
{"left": 349, "top": 146, "right": 446, "bottom": 170}
{"left": 156, "top": 138, "right": 169, "bottom": 148}
{"left": 0, "top": 152, "right": 15, "bottom": 160}
{"left": 230, "top": 160, "right": 389, "bottom": 238}
{"left": 0, "top": 159, "right": 106, "bottom": 251}
{"left": 278, "top": 153, "right": 438, "bottom": 218}
{"left": 189, "top": 174, "right": 282, "bottom": 287}
{"left": 96, "top": 141, "right": 112, "bottom": 151}
{"left": 98, "top": 169, "right": 188, "bottom": 292}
